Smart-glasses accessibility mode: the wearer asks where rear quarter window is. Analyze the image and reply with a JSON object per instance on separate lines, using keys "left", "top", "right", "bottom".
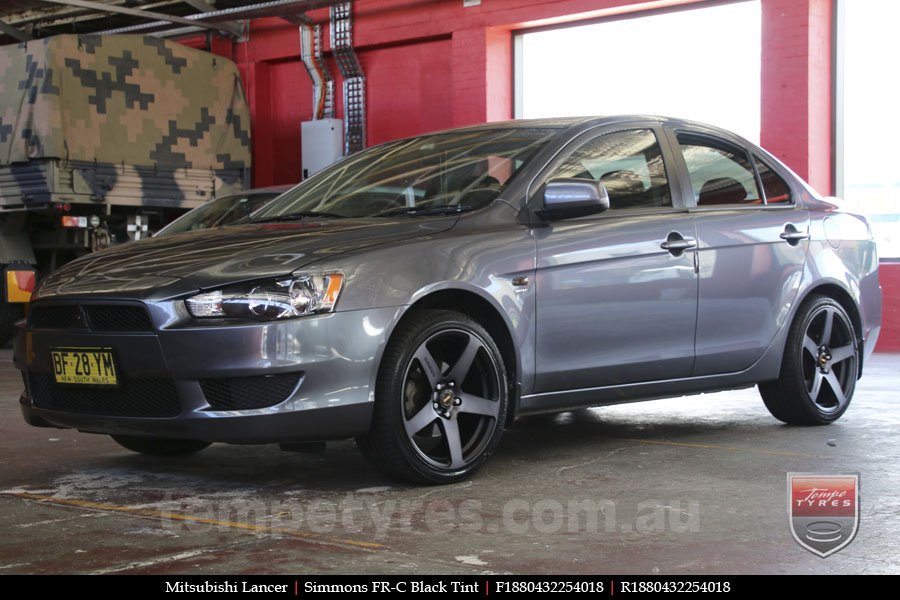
{"left": 753, "top": 156, "right": 792, "bottom": 204}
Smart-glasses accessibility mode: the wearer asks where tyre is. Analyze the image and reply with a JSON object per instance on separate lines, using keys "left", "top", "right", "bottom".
{"left": 0, "top": 300, "right": 23, "bottom": 347}
{"left": 759, "top": 295, "right": 858, "bottom": 425}
{"left": 356, "top": 309, "right": 508, "bottom": 484}
{"left": 111, "top": 435, "right": 211, "bottom": 456}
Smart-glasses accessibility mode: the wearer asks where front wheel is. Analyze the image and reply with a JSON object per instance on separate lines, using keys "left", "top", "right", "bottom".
{"left": 356, "top": 310, "right": 508, "bottom": 484}
{"left": 111, "top": 435, "right": 211, "bottom": 456}
{"left": 759, "top": 295, "right": 859, "bottom": 425}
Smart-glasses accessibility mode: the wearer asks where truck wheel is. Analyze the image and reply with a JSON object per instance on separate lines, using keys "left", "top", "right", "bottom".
{"left": 0, "top": 300, "right": 23, "bottom": 347}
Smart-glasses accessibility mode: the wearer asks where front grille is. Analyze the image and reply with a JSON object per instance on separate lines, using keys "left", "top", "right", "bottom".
{"left": 84, "top": 306, "right": 153, "bottom": 332}
{"left": 30, "top": 374, "right": 180, "bottom": 418}
{"left": 29, "top": 304, "right": 154, "bottom": 332}
{"left": 200, "top": 373, "right": 301, "bottom": 411}
{"left": 29, "top": 305, "right": 81, "bottom": 329}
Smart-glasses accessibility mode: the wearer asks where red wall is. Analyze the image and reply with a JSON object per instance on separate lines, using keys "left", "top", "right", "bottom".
{"left": 761, "top": 0, "right": 833, "bottom": 194}
{"left": 208, "top": 0, "right": 834, "bottom": 193}
{"left": 206, "top": 0, "right": 832, "bottom": 193}
{"left": 877, "top": 263, "right": 899, "bottom": 352}
{"left": 365, "top": 39, "right": 455, "bottom": 144}
{"left": 192, "top": 0, "right": 897, "bottom": 352}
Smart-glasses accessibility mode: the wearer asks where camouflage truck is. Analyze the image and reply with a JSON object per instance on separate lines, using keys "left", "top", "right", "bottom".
{"left": 0, "top": 34, "right": 251, "bottom": 342}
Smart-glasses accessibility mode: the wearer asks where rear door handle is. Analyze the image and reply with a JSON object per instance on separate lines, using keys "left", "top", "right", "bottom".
{"left": 780, "top": 224, "right": 809, "bottom": 245}
{"left": 660, "top": 239, "right": 696, "bottom": 251}
{"left": 660, "top": 232, "right": 696, "bottom": 254}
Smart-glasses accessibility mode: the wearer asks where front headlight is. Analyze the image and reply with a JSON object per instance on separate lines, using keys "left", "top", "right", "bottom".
{"left": 186, "top": 273, "right": 344, "bottom": 320}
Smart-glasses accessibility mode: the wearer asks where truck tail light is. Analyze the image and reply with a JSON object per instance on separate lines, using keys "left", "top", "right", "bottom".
{"left": 61, "top": 216, "right": 88, "bottom": 228}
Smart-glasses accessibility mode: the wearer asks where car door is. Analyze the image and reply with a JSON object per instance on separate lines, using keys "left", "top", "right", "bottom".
{"left": 532, "top": 126, "right": 698, "bottom": 393}
{"left": 669, "top": 129, "right": 810, "bottom": 376}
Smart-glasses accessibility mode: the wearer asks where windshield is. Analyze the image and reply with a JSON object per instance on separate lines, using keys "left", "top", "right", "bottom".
{"left": 251, "top": 128, "right": 555, "bottom": 221}
{"left": 158, "top": 192, "right": 281, "bottom": 236}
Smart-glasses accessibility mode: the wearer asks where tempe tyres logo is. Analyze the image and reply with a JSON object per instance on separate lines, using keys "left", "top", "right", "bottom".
{"left": 788, "top": 473, "right": 859, "bottom": 557}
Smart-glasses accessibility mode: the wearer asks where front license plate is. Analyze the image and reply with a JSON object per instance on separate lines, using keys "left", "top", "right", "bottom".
{"left": 50, "top": 347, "right": 118, "bottom": 385}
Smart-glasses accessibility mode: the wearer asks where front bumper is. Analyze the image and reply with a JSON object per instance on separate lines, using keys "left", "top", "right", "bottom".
{"left": 15, "top": 303, "right": 400, "bottom": 443}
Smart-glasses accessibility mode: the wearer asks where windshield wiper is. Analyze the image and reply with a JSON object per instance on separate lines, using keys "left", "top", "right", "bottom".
{"left": 253, "top": 211, "right": 347, "bottom": 222}
{"left": 377, "top": 205, "right": 472, "bottom": 217}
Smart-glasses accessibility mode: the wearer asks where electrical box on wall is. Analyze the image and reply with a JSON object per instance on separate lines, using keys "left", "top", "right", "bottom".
{"left": 301, "top": 119, "right": 344, "bottom": 179}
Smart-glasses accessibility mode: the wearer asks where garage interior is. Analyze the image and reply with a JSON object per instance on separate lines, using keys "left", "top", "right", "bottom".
{"left": 0, "top": 0, "right": 897, "bottom": 575}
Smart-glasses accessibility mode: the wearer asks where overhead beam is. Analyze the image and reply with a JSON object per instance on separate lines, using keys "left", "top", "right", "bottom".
{"left": 100, "top": 0, "right": 337, "bottom": 36}
{"left": 0, "top": 18, "right": 32, "bottom": 42}
{"left": 181, "top": 0, "right": 340, "bottom": 22}
{"left": 34, "top": 0, "right": 237, "bottom": 35}
{"left": 178, "top": 0, "right": 243, "bottom": 37}
{"left": 5, "top": 1, "right": 183, "bottom": 29}
{"left": 182, "top": 0, "right": 217, "bottom": 10}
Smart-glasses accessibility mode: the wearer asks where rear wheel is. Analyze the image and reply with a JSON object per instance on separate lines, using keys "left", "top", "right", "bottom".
{"left": 356, "top": 310, "right": 508, "bottom": 484}
{"left": 759, "top": 295, "right": 858, "bottom": 425}
{"left": 111, "top": 435, "right": 211, "bottom": 456}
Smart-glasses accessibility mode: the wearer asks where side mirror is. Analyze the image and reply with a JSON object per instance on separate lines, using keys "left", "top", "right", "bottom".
{"left": 538, "top": 178, "right": 609, "bottom": 221}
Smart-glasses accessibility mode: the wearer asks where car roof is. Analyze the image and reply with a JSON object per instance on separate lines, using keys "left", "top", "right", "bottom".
{"left": 428, "top": 115, "right": 752, "bottom": 143}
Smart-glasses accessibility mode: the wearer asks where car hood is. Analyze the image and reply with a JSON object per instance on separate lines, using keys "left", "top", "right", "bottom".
{"left": 35, "top": 217, "right": 457, "bottom": 300}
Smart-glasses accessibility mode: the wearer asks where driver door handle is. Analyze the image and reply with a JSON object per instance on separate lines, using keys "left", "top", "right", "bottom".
{"left": 660, "top": 232, "right": 697, "bottom": 254}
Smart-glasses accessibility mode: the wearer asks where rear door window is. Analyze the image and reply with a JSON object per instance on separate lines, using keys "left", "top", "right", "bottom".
{"left": 677, "top": 133, "right": 762, "bottom": 206}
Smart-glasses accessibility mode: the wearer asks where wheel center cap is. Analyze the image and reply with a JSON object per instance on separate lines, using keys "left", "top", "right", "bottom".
{"left": 817, "top": 346, "right": 832, "bottom": 372}
{"left": 438, "top": 389, "right": 455, "bottom": 409}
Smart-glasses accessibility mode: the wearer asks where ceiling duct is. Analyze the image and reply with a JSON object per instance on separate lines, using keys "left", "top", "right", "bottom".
{"left": 299, "top": 21, "right": 334, "bottom": 120}
{"left": 330, "top": 1, "right": 365, "bottom": 154}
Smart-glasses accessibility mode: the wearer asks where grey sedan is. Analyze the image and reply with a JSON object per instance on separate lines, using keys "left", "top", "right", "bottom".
{"left": 15, "top": 116, "right": 882, "bottom": 484}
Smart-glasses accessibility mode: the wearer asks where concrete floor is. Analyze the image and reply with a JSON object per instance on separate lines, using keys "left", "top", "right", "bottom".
{"left": 0, "top": 347, "right": 897, "bottom": 575}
